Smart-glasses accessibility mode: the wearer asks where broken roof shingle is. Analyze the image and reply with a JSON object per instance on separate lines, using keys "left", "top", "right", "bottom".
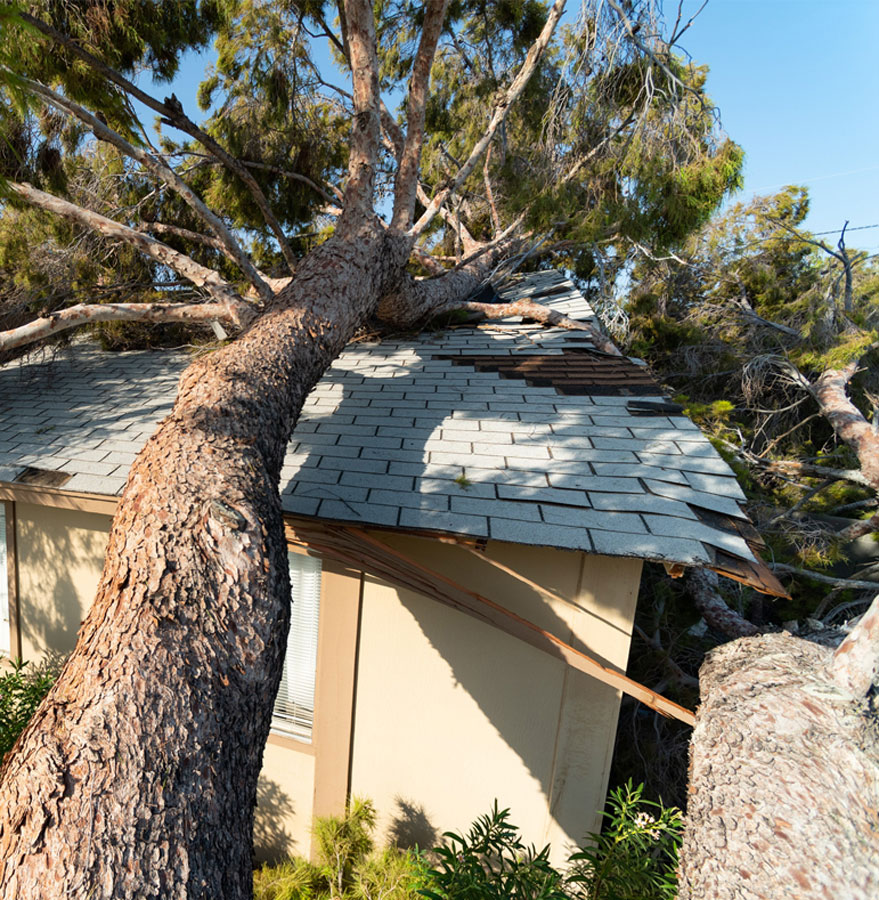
{"left": 0, "top": 270, "right": 783, "bottom": 591}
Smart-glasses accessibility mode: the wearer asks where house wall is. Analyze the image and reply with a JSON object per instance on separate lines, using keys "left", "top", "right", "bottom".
{"left": 348, "top": 535, "right": 640, "bottom": 864}
{"left": 1, "top": 494, "right": 641, "bottom": 869}
{"left": 16, "top": 502, "right": 110, "bottom": 662}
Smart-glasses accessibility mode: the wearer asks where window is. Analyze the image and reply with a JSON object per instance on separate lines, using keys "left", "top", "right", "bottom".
{"left": 272, "top": 551, "right": 322, "bottom": 741}
{"left": 0, "top": 504, "right": 9, "bottom": 656}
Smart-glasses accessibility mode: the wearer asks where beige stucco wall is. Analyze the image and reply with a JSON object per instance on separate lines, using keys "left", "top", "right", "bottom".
{"left": 256, "top": 740, "right": 316, "bottom": 862}
{"left": 10, "top": 501, "right": 642, "bottom": 867}
{"left": 16, "top": 502, "right": 109, "bottom": 662}
{"left": 349, "top": 535, "right": 640, "bottom": 864}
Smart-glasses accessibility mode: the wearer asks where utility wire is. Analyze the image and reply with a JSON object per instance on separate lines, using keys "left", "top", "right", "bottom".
{"left": 811, "top": 223, "right": 879, "bottom": 236}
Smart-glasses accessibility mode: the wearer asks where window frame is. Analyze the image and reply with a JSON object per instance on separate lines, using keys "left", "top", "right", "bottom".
{"left": 270, "top": 548, "right": 323, "bottom": 744}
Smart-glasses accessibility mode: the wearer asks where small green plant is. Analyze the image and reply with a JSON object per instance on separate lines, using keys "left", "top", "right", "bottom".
{"left": 254, "top": 858, "right": 321, "bottom": 900}
{"left": 254, "top": 798, "right": 424, "bottom": 900}
{"left": 314, "top": 797, "right": 378, "bottom": 897}
{"left": 0, "top": 657, "right": 57, "bottom": 760}
{"left": 420, "top": 802, "right": 568, "bottom": 900}
{"left": 453, "top": 473, "right": 472, "bottom": 490}
{"left": 567, "top": 781, "right": 682, "bottom": 900}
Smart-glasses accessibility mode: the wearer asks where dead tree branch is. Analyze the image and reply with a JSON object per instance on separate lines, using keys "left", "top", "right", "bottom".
{"left": 688, "top": 568, "right": 761, "bottom": 639}
{"left": 0, "top": 301, "right": 254, "bottom": 352}
{"left": 6, "top": 182, "right": 250, "bottom": 311}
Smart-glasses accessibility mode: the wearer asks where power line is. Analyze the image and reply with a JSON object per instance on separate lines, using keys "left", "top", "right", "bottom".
{"left": 811, "top": 223, "right": 879, "bottom": 236}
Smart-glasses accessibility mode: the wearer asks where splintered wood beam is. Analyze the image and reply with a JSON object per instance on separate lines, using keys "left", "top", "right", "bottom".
{"left": 285, "top": 519, "right": 696, "bottom": 726}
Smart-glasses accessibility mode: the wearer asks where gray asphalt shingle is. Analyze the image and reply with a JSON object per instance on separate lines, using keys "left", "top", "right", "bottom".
{"left": 0, "top": 270, "right": 757, "bottom": 568}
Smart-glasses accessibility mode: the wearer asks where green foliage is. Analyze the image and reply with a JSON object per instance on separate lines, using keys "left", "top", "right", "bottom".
{"left": 314, "top": 796, "right": 378, "bottom": 896}
{"left": 254, "top": 858, "right": 322, "bottom": 900}
{"left": 420, "top": 802, "right": 568, "bottom": 900}
{"left": 253, "top": 798, "right": 425, "bottom": 900}
{"left": 0, "top": 657, "right": 57, "bottom": 760}
{"left": 567, "top": 782, "right": 682, "bottom": 900}
{"left": 256, "top": 792, "right": 682, "bottom": 900}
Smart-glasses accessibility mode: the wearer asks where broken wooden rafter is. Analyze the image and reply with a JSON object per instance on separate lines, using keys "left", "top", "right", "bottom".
{"left": 285, "top": 519, "right": 696, "bottom": 726}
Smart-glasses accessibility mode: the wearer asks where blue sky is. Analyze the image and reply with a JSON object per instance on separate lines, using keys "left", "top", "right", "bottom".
{"left": 152, "top": 0, "right": 879, "bottom": 252}
{"left": 678, "top": 0, "right": 879, "bottom": 252}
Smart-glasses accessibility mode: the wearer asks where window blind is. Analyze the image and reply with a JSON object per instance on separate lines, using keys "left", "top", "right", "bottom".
{"left": 0, "top": 505, "right": 8, "bottom": 656}
{"left": 272, "top": 551, "right": 322, "bottom": 741}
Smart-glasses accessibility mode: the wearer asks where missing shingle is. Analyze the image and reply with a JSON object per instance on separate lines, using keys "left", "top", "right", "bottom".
{"left": 14, "top": 467, "right": 72, "bottom": 487}
{"left": 436, "top": 349, "right": 663, "bottom": 396}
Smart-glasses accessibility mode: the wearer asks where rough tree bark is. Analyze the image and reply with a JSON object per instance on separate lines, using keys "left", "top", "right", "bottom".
{"left": 0, "top": 0, "right": 571, "bottom": 892}
{"left": 0, "top": 226, "right": 402, "bottom": 898}
{"left": 678, "top": 596, "right": 879, "bottom": 900}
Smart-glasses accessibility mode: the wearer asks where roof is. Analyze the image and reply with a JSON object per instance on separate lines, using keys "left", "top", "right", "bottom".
{"left": 0, "top": 271, "right": 781, "bottom": 589}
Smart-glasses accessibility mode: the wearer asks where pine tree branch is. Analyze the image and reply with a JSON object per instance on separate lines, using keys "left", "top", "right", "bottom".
{"left": 409, "top": 0, "right": 566, "bottom": 239}
{"left": 760, "top": 458, "right": 871, "bottom": 489}
{"left": 831, "top": 594, "right": 879, "bottom": 697}
{"left": 136, "top": 222, "right": 229, "bottom": 257}
{"left": 6, "top": 181, "right": 251, "bottom": 316}
{"left": 20, "top": 76, "right": 273, "bottom": 304}
{"left": 415, "top": 183, "right": 480, "bottom": 253}
{"left": 811, "top": 349, "right": 879, "bottom": 491}
{"left": 769, "top": 563, "right": 879, "bottom": 592}
{"left": 17, "top": 12, "right": 299, "bottom": 275}
{"left": 0, "top": 301, "right": 253, "bottom": 353}
{"left": 438, "top": 297, "right": 621, "bottom": 354}
{"left": 338, "top": 0, "right": 383, "bottom": 231}
{"left": 391, "top": 0, "right": 450, "bottom": 229}
{"left": 483, "top": 143, "right": 501, "bottom": 237}
{"left": 687, "top": 568, "right": 761, "bottom": 639}
{"left": 238, "top": 160, "right": 344, "bottom": 205}
{"left": 836, "top": 512, "right": 879, "bottom": 544}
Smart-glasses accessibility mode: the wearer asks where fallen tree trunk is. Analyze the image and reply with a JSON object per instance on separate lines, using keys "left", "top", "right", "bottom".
{"left": 0, "top": 227, "right": 401, "bottom": 898}
{"left": 678, "top": 597, "right": 879, "bottom": 900}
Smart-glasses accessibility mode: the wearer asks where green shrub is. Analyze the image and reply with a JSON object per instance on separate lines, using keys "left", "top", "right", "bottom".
{"left": 567, "top": 781, "right": 682, "bottom": 900}
{"left": 314, "top": 797, "right": 378, "bottom": 897}
{"left": 0, "top": 657, "right": 57, "bottom": 761}
{"left": 419, "top": 802, "right": 568, "bottom": 900}
{"left": 253, "top": 798, "right": 424, "bottom": 900}
{"left": 255, "top": 787, "right": 682, "bottom": 900}
{"left": 253, "top": 857, "right": 322, "bottom": 900}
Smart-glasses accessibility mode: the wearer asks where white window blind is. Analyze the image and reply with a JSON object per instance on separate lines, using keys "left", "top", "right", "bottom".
{"left": 272, "top": 551, "right": 322, "bottom": 741}
{"left": 0, "top": 505, "right": 9, "bottom": 656}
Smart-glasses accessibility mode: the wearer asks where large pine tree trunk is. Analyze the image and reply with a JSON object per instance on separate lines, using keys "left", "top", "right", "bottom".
{"left": 0, "top": 228, "right": 405, "bottom": 899}
{"left": 677, "top": 630, "right": 879, "bottom": 900}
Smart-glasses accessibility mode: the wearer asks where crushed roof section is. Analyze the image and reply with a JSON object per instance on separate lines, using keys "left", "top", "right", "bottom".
{"left": 0, "top": 271, "right": 776, "bottom": 583}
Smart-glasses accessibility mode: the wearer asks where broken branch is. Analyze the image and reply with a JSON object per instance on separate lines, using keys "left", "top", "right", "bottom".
{"left": 7, "top": 181, "right": 250, "bottom": 312}
{"left": 0, "top": 301, "right": 254, "bottom": 353}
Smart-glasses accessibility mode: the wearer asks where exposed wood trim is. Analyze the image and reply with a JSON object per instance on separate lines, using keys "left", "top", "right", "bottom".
{"left": 2, "top": 500, "right": 21, "bottom": 659}
{"left": 0, "top": 483, "right": 118, "bottom": 516}
{"left": 285, "top": 517, "right": 696, "bottom": 726}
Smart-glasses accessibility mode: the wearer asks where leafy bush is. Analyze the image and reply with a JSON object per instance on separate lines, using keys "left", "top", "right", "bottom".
{"left": 0, "top": 657, "right": 57, "bottom": 761}
{"left": 419, "top": 802, "right": 568, "bottom": 900}
{"left": 255, "top": 787, "right": 682, "bottom": 900}
{"left": 567, "top": 782, "right": 682, "bottom": 900}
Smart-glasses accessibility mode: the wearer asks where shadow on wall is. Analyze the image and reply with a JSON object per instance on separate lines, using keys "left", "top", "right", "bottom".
{"left": 388, "top": 797, "right": 437, "bottom": 851}
{"left": 16, "top": 505, "right": 110, "bottom": 660}
{"left": 254, "top": 777, "right": 296, "bottom": 865}
{"left": 285, "top": 359, "right": 635, "bottom": 848}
